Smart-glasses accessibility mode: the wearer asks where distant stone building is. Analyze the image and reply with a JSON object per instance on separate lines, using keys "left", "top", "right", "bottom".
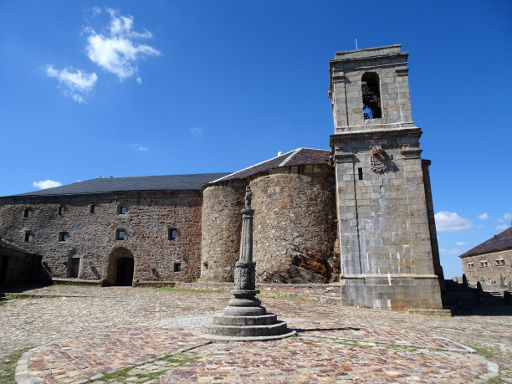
{"left": 460, "top": 227, "right": 512, "bottom": 291}
{"left": 0, "top": 44, "right": 445, "bottom": 310}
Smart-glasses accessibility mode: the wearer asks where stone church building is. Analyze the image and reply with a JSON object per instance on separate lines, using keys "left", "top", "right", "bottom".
{"left": 0, "top": 45, "right": 445, "bottom": 310}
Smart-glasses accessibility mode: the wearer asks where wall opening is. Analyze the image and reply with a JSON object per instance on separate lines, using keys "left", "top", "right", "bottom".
{"left": 107, "top": 248, "right": 134, "bottom": 286}
{"left": 69, "top": 257, "right": 80, "bottom": 278}
{"left": 59, "top": 232, "right": 69, "bottom": 242}
{"left": 116, "top": 229, "right": 126, "bottom": 240}
{"left": 361, "top": 72, "right": 382, "bottom": 119}
{"left": 24, "top": 231, "right": 33, "bottom": 242}
{"left": 0, "top": 254, "right": 9, "bottom": 283}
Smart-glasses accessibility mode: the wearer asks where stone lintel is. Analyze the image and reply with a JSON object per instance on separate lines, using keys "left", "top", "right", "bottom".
{"left": 333, "top": 153, "right": 355, "bottom": 163}
{"left": 330, "top": 127, "right": 422, "bottom": 148}
{"left": 333, "top": 122, "right": 417, "bottom": 134}
{"left": 400, "top": 148, "right": 423, "bottom": 159}
{"left": 340, "top": 274, "right": 439, "bottom": 280}
{"left": 395, "top": 67, "right": 409, "bottom": 76}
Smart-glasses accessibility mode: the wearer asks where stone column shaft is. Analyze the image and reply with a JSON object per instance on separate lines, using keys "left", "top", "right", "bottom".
{"left": 238, "top": 209, "right": 254, "bottom": 263}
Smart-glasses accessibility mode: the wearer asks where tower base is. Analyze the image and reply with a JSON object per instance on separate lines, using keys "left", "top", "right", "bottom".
{"left": 340, "top": 274, "right": 443, "bottom": 310}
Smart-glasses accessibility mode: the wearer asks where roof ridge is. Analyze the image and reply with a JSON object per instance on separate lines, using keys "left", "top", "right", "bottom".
{"left": 296, "top": 147, "right": 330, "bottom": 152}
{"left": 279, "top": 148, "right": 301, "bottom": 167}
{"left": 93, "top": 172, "right": 230, "bottom": 180}
{"left": 211, "top": 150, "right": 296, "bottom": 183}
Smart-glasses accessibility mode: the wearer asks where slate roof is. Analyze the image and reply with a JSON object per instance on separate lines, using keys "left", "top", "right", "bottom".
{"left": 6, "top": 173, "right": 231, "bottom": 197}
{"left": 211, "top": 148, "right": 331, "bottom": 183}
{"left": 459, "top": 226, "right": 512, "bottom": 258}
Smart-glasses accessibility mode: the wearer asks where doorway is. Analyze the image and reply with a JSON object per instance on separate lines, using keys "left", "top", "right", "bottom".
{"left": 116, "top": 257, "right": 134, "bottom": 285}
{"left": 107, "top": 248, "right": 135, "bottom": 286}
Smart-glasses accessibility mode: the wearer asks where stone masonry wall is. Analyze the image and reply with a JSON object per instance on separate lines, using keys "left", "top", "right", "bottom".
{"left": 330, "top": 46, "right": 412, "bottom": 132}
{"left": 422, "top": 160, "right": 444, "bottom": 283}
{"left": 200, "top": 181, "right": 246, "bottom": 282}
{"left": 0, "top": 190, "right": 203, "bottom": 283}
{"left": 332, "top": 130, "right": 443, "bottom": 309}
{"left": 461, "top": 249, "right": 512, "bottom": 290}
{"left": 250, "top": 164, "right": 338, "bottom": 283}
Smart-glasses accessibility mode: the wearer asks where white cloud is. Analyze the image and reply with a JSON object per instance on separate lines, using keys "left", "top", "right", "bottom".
{"left": 496, "top": 213, "right": 511, "bottom": 231}
{"left": 455, "top": 241, "right": 467, "bottom": 246}
{"left": 190, "top": 127, "right": 202, "bottom": 136}
{"left": 477, "top": 212, "right": 488, "bottom": 220}
{"left": 45, "top": 65, "right": 97, "bottom": 103}
{"left": 439, "top": 248, "right": 463, "bottom": 255}
{"left": 130, "top": 144, "right": 149, "bottom": 151}
{"left": 435, "top": 211, "right": 471, "bottom": 232}
{"left": 85, "top": 8, "right": 160, "bottom": 81}
{"left": 497, "top": 213, "right": 512, "bottom": 223}
{"left": 33, "top": 180, "right": 62, "bottom": 190}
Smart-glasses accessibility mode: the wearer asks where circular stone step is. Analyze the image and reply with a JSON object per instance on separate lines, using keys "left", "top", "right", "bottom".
{"left": 199, "top": 329, "right": 296, "bottom": 342}
{"left": 213, "top": 313, "right": 278, "bottom": 326}
{"left": 203, "top": 321, "right": 288, "bottom": 337}
{"left": 222, "top": 305, "right": 267, "bottom": 316}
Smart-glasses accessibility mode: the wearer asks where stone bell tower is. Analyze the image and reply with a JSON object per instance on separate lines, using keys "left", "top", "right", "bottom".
{"left": 329, "top": 44, "right": 444, "bottom": 310}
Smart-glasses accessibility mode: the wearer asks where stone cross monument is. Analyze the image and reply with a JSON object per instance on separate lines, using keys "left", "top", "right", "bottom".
{"left": 202, "top": 186, "right": 295, "bottom": 341}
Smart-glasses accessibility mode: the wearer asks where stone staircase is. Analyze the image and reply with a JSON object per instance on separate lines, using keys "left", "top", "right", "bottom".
{"left": 443, "top": 280, "right": 511, "bottom": 309}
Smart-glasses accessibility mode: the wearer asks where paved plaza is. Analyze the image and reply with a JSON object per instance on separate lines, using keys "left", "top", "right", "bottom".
{"left": 1, "top": 285, "right": 511, "bottom": 383}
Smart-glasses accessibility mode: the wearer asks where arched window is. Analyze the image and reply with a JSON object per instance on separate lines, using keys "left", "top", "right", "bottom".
{"left": 361, "top": 72, "right": 382, "bottom": 119}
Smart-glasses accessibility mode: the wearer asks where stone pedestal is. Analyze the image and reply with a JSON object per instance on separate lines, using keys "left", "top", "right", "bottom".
{"left": 202, "top": 188, "right": 295, "bottom": 341}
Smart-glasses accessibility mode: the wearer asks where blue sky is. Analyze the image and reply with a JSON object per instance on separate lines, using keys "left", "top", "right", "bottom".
{"left": 0, "top": 0, "right": 510, "bottom": 278}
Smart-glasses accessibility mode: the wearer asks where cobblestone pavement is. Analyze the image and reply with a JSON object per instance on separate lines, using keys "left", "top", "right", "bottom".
{"left": 1, "top": 285, "right": 511, "bottom": 383}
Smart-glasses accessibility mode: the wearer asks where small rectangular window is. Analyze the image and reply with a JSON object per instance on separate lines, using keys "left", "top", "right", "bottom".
{"left": 59, "top": 232, "right": 69, "bottom": 241}
{"left": 358, "top": 167, "right": 363, "bottom": 180}
{"left": 90, "top": 205, "right": 97, "bottom": 214}
{"left": 59, "top": 206, "right": 65, "bottom": 215}
{"left": 24, "top": 208, "right": 32, "bottom": 217}
{"left": 496, "top": 259, "right": 505, "bottom": 266}
{"left": 116, "top": 230, "right": 126, "bottom": 240}
{"left": 480, "top": 261, "right": 488, "bottom": 268}
{"left": 118, "top": 205, "right": 127, "bottom": 214}
{"left": 69, "top": 258, "right": 80, "bottom": 278}
{"left": 174, "top": 262, "right": 182, "bottom": 272}
{"left": 24, "top": 231, "right": 32, "bottom": 242}
{"left": 467, "top": 262, "right": 474, "bottom": 270}
{"left": 168, "top": 228, "right": 177, "bottom": 240}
